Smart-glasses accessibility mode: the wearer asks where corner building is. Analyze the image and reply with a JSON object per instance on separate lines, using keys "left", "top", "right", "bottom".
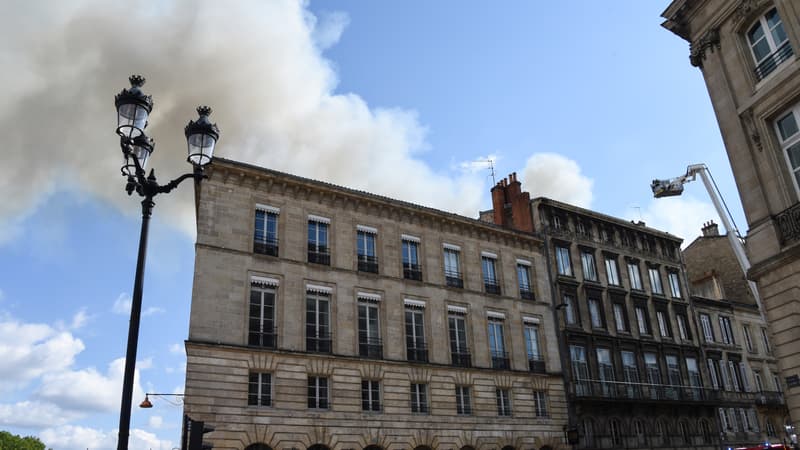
{"left": 184, "top": 158, "right": 568, "bottom": 450}
{"left": 661, "top": 0, "right": 800, "bottom": 425}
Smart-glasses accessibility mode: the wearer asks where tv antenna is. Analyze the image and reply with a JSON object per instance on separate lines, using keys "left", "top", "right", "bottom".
{"left": 487, "top": 159, "right": 496, "bottom": 184}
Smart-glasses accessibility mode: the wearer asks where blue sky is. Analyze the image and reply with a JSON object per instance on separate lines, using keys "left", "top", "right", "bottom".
{"left": 0, "top": 1, "right": 740, "bottom": 448}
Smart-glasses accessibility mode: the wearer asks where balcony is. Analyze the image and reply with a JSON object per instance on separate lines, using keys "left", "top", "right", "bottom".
{"left": 519, "top": 285, "right": 535, "bottom": 300}
{"left": 445, "top": 270, "right": 463, "bottom": 288}
{"left": 756, "top": 390, "right": 785, "bottom": 407}
{"left": 357, "top": 255, "right": 379, "bottom": 273}
{"left": 755, "top": 41, "right": 794, "bottom": 80}
{"left": 528, "top": 355, "right": 546, "bottom": 374}
{"left": 403, "top": 263, "right": 423, "bottom": 281}
{"left": 358, "top": 335, "right": 383, "bottom": 359}
{"left": 484, "top": 279, "right": 501, "bottom": 295}
{"left": 248, "top": 327, "right": 277, "bottom": 348}
{"left": 569, "top": 378, "right": 756, "bottom": 405}
{"left": 253, "top": 236, "right": 278, "bottom": 256}
{"left": 407, "top": 344, "right": 428, "bottom": 363}
{"left": 776, "top": 202, "right": 800, "bottom": 246}
{"left": 308, "top": 248, "right": 330, "bottom": 265}
{"left": 491, "top": 350, "right": 510, "bottom": 370}
{"left": 306, "top": 332, "right": 332, "bottom": 354}
{"left": 451, "top": 350, "right": 472, "bottom": 368}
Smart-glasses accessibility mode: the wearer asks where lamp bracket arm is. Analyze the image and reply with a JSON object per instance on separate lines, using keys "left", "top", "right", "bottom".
{"left": 158, "top": 168, "right": 206, "bottom": 194}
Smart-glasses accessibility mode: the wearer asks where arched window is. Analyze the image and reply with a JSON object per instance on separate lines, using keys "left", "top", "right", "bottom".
{"left": 767, "top": 419, "right": 777, "bottom": 437}
{"left": 610, "top": 419, "right": 623, "bottom": 447}
{"left": 679, "top": 421, "right": 691, "bottom": 445}
{"left": 747, "top": 7, "right": 793, "bottom": 80}
{"left": 633, "top": 419, "right": 647, "bottom": 446}
{"left": 245, "top": 445, "right": 272, "bottom": 450}
{"left": 581, "top": 418, "right": 595, "bottom": 448}
{"left": 700, "top": 420, "right": 713, "bottom": 444}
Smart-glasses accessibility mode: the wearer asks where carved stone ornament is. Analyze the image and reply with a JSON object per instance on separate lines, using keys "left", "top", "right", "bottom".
{"left": 742, "top": 109, "right": 764, "bottom": 152}
{"left": 690, "top": 27, "right": 721, "bottom": 68}
{"left": 736, "top": 0, "right": 767, "bottom": 20}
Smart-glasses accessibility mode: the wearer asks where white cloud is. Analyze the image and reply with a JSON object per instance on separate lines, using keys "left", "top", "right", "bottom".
{"left": 458, "top": 154, "right": 498, "bottom": 175}
{"left": 112, "top": 293, "right": 131, "bottom": 315}
{"left": 637, "top": 195, "right": 718, "bottom": 246}
{"left": 69, "top": 309, "right": 90, "bottom": 330}
{"left": 142, "top": 306, "right": 166, "bottom": 317}
{"left": 0, "top": 0, "right": 488, "bottom": 243}
{"left": 39, "top": 425, "right": 175, "bottom": 450}
{"left": 169, "top": 343, "right": 183, "bottom": 354}
{"left": 148, "top": 415, "right": 164, "bottom": 429}
{"left": 0, "top": 315, "right": 84, "bottom": 388}
{"left": 36, "top": 357, "right": 145, "bottom": 414}
{"left": 521, "top": 153, "right": 594, "bottom": 208}
{"left": 0, "top": 400, "right": 80, "bottom": 428}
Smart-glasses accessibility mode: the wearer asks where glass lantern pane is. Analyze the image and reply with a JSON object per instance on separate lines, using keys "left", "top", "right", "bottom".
{"left": 187, "top": 133, "right": 215, "bottom": 166}
{"left": 117, "top": 104, "right": 149, "bottom": 138}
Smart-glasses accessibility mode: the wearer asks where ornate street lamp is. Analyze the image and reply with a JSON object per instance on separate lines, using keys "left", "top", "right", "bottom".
{"left": 114, "top": 75, "right": 219, "bottom": 450}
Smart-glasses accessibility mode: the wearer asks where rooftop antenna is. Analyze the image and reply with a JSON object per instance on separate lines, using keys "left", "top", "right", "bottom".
{"left": 487, "top": 159, "right": 496, "bottom": 185}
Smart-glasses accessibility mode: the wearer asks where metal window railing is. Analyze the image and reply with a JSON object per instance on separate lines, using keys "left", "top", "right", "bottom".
{"left": 445, "top": 270, "right": 463, "bottom": 288}
{"left": 484, "top": 279, "right": 501, "bottom": 295}
{"left": 403, "top": 263, "right": 423, "bottom": 281}
{"left": 306, "top": 331, "right": 332, "bottom": 354}
{"left": 307, "top": 247, "right": 331, "bottom": 265}
{"left": 519, "top": 284, "right": 535, "bottom": 300}
{"left": 755, "top": 41, "right": 794, "bottom": 80}
{"left": 357, "top": 254, "right": 379, "bottom": 273}
{"left": 491, "top": 350, "right": 510, "bottom": 370}
{"left": 253, "top": 236, "right": 279, "bottom": 256}
{"left": 358, "top": 334, "right": 383, "bottom": 359}
{"left": 528, "top": 355, "right": 546, "bottom": 373}
{"left": 451, "top": 350, "right": 472, "bottom": 368}
{"left": 407, "top": 344, "right": 429, "bottom": 362}
{"left": 248, "top": 326, "right": 277, "bottom": 348}
{"left": 569, "top": 377, "right": 758, "bottom": 404}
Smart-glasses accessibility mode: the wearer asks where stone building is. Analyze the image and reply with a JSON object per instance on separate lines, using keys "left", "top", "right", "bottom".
{"left": 484, "top": 178, "right": 726, "bottom": 450}
{"left": 661, "top": 0, "right": 800, "bottom": 424}
{"left": 684, "top": 221, "right": 791, "bottom": 447}
{"left": 183, "top": 158, "right": 568, "bottom": 450}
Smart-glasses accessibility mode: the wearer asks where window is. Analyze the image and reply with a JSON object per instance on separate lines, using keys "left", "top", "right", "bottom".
{"left": 621, "top": 350, "right": 640, "bottom": 384}
{"left": 455, "top": 386, "right": 471, "bottom": 415}
{"left": 248, "top": 372, "right": 272, "bottom": 406}
{"left": 648, "top": 267, "right": 663, "bottom": 295}
{"left": 656, "top": 310, "right": 671, "bottom": 338}
{"left": 524, "top": 321, "right": 544, "bottom": 372}
{"left": 307, "top": 217, "right": 330, "bottom": 265}
{"left": 356, "top": 227, "right": 378, "bottom": 273}
{"left": 776, "top": 104, "right": 800, "bottom": 194}
{"left": 488, "top": 317, "right": 509, "bottom": 369}
{"left": 644, "top": 352, "right": 661, "bottom": 386}
{"left": 701, "top": 420, "right": 713, "bottom": 444}
{"left": 748, "top": 7, "right": 793, "bottom": 80}
{"left": 517, "top": 260, "right": 534, "bottom": 300}
{"left": 605, "top": 257, "right": 620, "bottom": 286}
{"left": 410, "top": 383, "right": 428, "bottom": 413}
{"left": 581, "top": 419, "right": 596, "bottom": 448}
{"left": 679, "top": 421, "right": 690, "bottom": 445}
{"left": 610, "top": 419, "right": 623, "bottom": 447}
{"left": 253, "top": 206, "right": 278, "bottom": 256}
{"left": 633, "top": 420, "right": 647, "bottom": 446}
{"left": 677, "top": 313, "right": 690, "bottom": 341}
{"left": 627, "top": 261, "right": 643, "bottom": 290}
{"left": 581, "top": 249, "right": 597, "bottom": 281}
{"left": 743, "top": 324, "right": 755, "bottom": 352}
{"left": 306, "top": 290, "right": 331, "bottom": 353}
{"left": 666, "top": 355, "right": 682, "bottom": 387}
{"left": 402, "top": 236, "right": 422, "bottom": 281}
{"left": 687, "top": 357, "right": 702, "bottom": 389}
{"left": 588, "top": 298, "right": 604, "bottom": 329}
{"left": 563, "top": 293, "right": 578, "bottom": 325}
{"left": 700, "top": 314, "right": 715, "bottom": 342}
{"left": 358, "top": 298, "right": 382, "bottom": 358}
{"left": 496, "top": 388, "right": 511, "bottom": 416}
{"left": 570, "top": 345, "right": 590, "bottom": 396}
{"left": 719, "top": 316, "right": 735, "bottom": 345}
{"left": 596, "top": 348, "right": 614, "bottom": 396}
{"left": 754, "top": 370, "right": 764, "bottom": 391}
{"left": 482, "top": 253, "right": 501, "bottom": 294}
{"left": 448, "top": 310, "right": 470, "bottom": 367}
{"left": 308, "top": 376, "right": 329, "bottom": 409}
{"left": 361, "top": 380, "right": 381, "bottom": 412}
{"left": 739, "top": 362, "right": 752, "bottom": 392}
{"left": 533, "top": 391, "right": 548, "bottom": 417}
{"left": 248, "top": 279, "right": 276, "bottom": 348}
{"left": 635, "top": 305, "right": 650, "bottom": 335}
{"left": 613, "top": 302, "right": 628, "bottom": 332}
{"left": 707, "top": 359, "right": 721, "bottom": 390}
{"left": 443, "top": 245, "right": 463, "bottom": 288}
{"left": 556, "top": 245, "right": 572, "bottom": 276}
{"left": 766, "top": 419, "right": 777, "bottom": 437}
{"left": 668, "top": 272, "right": 682, "bottom": 298}
{"left": 762, "top": 327, "right": 772, "bottom": 353}
{"left": 405, "top": 303, "right": 427, "bottom": 362}
{"left": 773, "top": 374, "right": 782, "bottom": 392}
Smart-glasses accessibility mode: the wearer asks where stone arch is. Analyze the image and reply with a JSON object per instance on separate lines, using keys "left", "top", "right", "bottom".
{"left": 363, "top": 446, "right": 382, "bottom": 450}
{"left": 245, "top": 445, "right": 272, "bottom": 450}
{"left": 579, "top": 416, "right": 597, "bottom": 448}
{"left": 308, "top": 445, "right": 331, "bottom": 450}
{"left": 631, "top": 418, "right": 648, "bottom": 446}
{"left": 459, "top": 446, "right": 476, "bottom": 450}
{"left": 413, "top": 446, "right": 433, "bottom": 450}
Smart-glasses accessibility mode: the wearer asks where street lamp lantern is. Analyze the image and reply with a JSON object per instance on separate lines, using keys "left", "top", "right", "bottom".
{"left": 114, "top": 75, "right": 219, "bottom": 450}
{"left": 185, "top": 106, "right": 219, "bottom": 167}
{"left": 115, "top": 75, "right": 153, "bottom": 139}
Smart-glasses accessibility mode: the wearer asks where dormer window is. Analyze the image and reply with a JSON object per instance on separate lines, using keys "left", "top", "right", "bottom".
{"left": 747, "top": 7, "right": 793, "bottom": 80}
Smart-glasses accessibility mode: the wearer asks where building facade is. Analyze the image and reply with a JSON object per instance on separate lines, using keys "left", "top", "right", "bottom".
{"left": 684, "top": 221, "right": 792, "bottom": 447}
{"left": 661, "top": 0, "right": 800, "bottom": 424}
{"left": 483, "top": 177, "right": 735, "bottom": 449}
{"left": 183, "top": 158, "right": 568, "bottom": 450}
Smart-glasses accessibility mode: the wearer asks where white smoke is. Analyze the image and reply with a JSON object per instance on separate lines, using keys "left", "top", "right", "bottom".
{"left": 521, "top": 153, "right": 594, "bottom": 207}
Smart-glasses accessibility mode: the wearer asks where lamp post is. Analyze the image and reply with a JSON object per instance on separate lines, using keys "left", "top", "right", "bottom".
{"left": 114, "top": 75, "right": 220, "bottom": 450}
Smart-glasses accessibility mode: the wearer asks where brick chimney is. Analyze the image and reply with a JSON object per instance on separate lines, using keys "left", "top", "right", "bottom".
{"left": 490, "top": 172, "right": 533, "bottom": 233}
{"left": 702, "top": 220, "right": 719, "bottom": 237}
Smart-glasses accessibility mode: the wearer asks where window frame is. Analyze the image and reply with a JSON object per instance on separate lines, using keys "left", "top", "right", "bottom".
{"left": 613, "top": 302, "right": 629, "bottom": 333}
{"left": 405, "top": 306, "right": 427, "bottom": 362}
{"left": 656, "top": 310, "right": 672, "bottom": 338}
{"left": 605, "top": 256, "right": 621, "bottom": 286}
{"left": 516, "top": 260, "right": 534, "bottom": 300}
{"left": 248, "top": 372, "right": 272, "bottom": 407}
{"left": 248, "top": 282, "right": 276, "bottom": 348}
{"left": 648, "top": 267, "right": 664, "bottom": 295}
{"left": 580, "top": 249, "right": 598, "bottom": 281}
{"left": 356, "top": 227, "right": 378, "bottom": 273}
{"left": 627, "top": 261, "right": 643, "bottom": 290}
{"left": 307, "top": 376, "right": 329, "bottom": 409}
{"left": 401, "top": 236, "right": 422, "bottom": 280}
{"left": 361, "top": 379, "right": 381, "bottom": 412}
{"left": 588, "top": 297, "right": 605, "bottom": 329}
{"left": 358, "top": 300, "right": 382, "bottom": 359}
{"left": 481, "top": 254, "right": 501, "bottom": 294}
{"left": 307, "top": 217, "right": 330, "bottom": 265}
{"left": 668, "top": 271, "right": 682, "bottom": 298}
{"left": 455, "top": 385, "right": 471, "bottom": 415}
{"left": 532, "top": 390, "right": 548, "bottom": 417}
{"left": 488, "top": 317, "right": 509, "bottom": 369}
{"left": 448, "top": 311, "right": 470, "bottom": 366}
{"left": 635, "top": 305, "right": 650, "bottom": 335}
{"left": 306, "top": 290, "right": 332, "bottom": 353}
{"left": 410, "top": 383, "right": 429, "bottom": 414}
{"left": 700, "top": 313, "right": 715, "bottom": 343}
{"left": 555, "top": 245, "right": 573, "bottom": 276}
{"left": 775, "top": 103, "right": 800, "bottom": 196}
{"left": 443, "top": 245, "right": 463, "bottom": 288}
{"left": 253, "top": 207, "right": 279, "bottom": 256}
{"left": 747, "top": 7, "right": 793, "bottom": 80}
{"left": 495, "top": 388, "right": 512, "bottom": 417}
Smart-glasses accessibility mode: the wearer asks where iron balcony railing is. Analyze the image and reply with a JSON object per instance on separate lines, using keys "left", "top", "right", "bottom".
{"left": 519, "top": 284, "right": 535, "bottom": 300}
{"left": 528, "top": 355, "right": 546, "bottom": 374}
{"left": 491, "top": 350, "right": 510, "bottom": 370}
{"left": 358, "top": 334, "right": 383, "bottom": 359}
{"left": 407, "top": 344, "right": 429, "bottom": 363}
{"left": 756, "top": 390, "right": 785, "bottom": 406}
{"left": 248, "top": 326, "right": 277, "bottom": 348}
{"left": 776, "top": 201, "right": 800, "bottom": 246}
{"left": 306, "top": 331, "right": 332, "bottom": 354}
{"left": 570, "top": 378, "right": 758, "bottom": 404}
{"left": 307, "top": 247, "right": 331, "bottom": 265}
{"left": 445, "top": 270, "right": 463, "bottom": 288}
{"left": 410, "top": 402, "right": 429, "bottom": 414}
{"left": 357, "top": 254, "right": 379, "bottom": 273}
{"left": 755, "top": 41, "right": 794, "bottom": 80}
{"left": 253, "top": 236, "right": 279, "bottom": 256}
{"left": 451, "top": 350, "right": 471, "bottom": 368}
{"left": 403, "top": 263, "right": 423, "bottom": 281}
{"left": 484, "top": 279, "right": 501, "bottom": 295}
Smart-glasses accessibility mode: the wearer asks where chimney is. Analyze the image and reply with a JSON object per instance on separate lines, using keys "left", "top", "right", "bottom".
{"left": 702, "top": 220, "right": 719, "bottom": 237}
{"left": 489, "top": 173, "right": 533, "bottom": 233}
